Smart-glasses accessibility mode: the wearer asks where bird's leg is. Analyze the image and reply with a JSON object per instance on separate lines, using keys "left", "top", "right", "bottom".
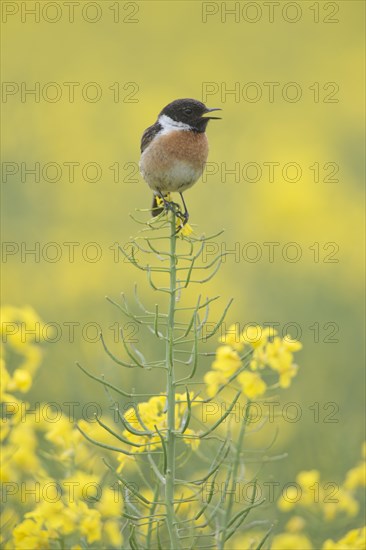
{"left": 174, "top": 193, "right": 190, "bottom": 234}
{"left": 179, "top": 193, "right": 189, "bottom": 224}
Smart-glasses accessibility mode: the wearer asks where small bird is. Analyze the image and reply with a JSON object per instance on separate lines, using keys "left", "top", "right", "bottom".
{"left": 139, "top": 98, "right": 221, "bottom": 224}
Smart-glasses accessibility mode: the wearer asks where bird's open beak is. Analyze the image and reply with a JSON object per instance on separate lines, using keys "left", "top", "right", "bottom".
{"left": 202, "top": 107, "right": 222, "bottom": 120}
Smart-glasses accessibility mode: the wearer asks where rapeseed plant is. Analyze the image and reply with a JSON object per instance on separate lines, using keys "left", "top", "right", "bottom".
{"left": 74, "top": 209, "right": 302, "bottom": 548}
{"left": 1, "top": 211, "right": 364, "bottom": 549}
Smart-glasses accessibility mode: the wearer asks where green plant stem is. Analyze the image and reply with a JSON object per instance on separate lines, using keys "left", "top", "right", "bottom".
{"left": 147, "top": 483, "right": 160, "bottom": 549}
{"left": 219, "top": 404, "right": 249, "bottom": 549}
{"left": 165, "top": 212, "right": 180, "bottom": 549}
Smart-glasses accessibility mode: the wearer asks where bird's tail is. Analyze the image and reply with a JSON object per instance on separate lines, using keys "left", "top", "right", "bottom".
{"left": 151, "top": 194, "right": 164, "bottom": 217}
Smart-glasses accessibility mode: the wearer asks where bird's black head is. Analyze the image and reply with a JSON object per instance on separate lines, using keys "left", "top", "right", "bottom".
{"left": 158, "top": 98, "right": 221, "bottom": 133}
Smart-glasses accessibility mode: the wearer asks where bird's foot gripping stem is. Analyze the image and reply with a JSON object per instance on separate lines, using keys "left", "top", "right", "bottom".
{"left": 155, "top": 194, "right": 189, "bottom": 231}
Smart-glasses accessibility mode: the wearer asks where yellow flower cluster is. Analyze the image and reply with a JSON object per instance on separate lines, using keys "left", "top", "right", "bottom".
{"left": 122, "top": 392, "right": 201, "bottom": 453}
{"left": 10, "top": 489, "right": 123, "bottom": 549}
{"left": 323, "top": 526, "right": 366, "bottom": 549}
{"left": 275, "top": 445, "right": 366, "bottom": 549}
{"left": 1, "top": 306, "right": 46, "bottom": 403}
{"left": 0, "top": 306, "right": 123, "bottom": 549}
{"left": 278, "top": 451, "right": 365, "bottom": 521}
{"left": 204, "top": 324, "right": 302, "bottom": 399}
{"left": 2, "top": 417, "right": 124, "bottom": 549}
{"left": 1, "top": 306, "right": 49, "bottom": 486}
{"left": 233, "top": 513, "right": 365, "bottom": 549}
{"left": 2, "top": 307, "right": 363, "bottom": 549}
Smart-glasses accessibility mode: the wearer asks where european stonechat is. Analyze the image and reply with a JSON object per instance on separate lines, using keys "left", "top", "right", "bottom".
{"left": 139, "top": 98, "right": 221, "bottom": 223}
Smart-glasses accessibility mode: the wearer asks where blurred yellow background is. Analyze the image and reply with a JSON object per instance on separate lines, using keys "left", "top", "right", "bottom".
{"left": 2, "top": 0, "right": 365, "bottom": 542}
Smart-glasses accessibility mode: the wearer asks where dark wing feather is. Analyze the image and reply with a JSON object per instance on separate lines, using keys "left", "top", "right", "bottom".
{"left": 140, "top": 122, "right": 162, "bottom": 153}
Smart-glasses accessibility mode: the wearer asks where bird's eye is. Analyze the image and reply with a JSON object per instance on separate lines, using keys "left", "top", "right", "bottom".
{"left": 184, "top": 108, "right": 193, "bottom": 115}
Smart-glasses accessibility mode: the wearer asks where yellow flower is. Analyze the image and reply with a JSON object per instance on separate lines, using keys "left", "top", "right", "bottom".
{"left": 277, "top": 485, "right": 300, "bottom": 512}
{"left": 206, "top": 326, "right": 302, "bottom": 397}
{"left": 296, "top": 470, "right": 320, "bottom": 488}
{"left": 238, "top": 371, "right": 267, "bottom": 399}
{"left": 26, "top": 500, "right": 74, "bottom": 535}
{"left": 282, "top": 336, "right": 303, "bottom": 352}
{"left": 66, "top": 501, "right": 102, "bottom": 543}
{"left": 266, "top": 338, "right": 299, "bottom": 388}
{"left": 7, "top": 369, "right": 32, "bottom": 393}
{"left": 242, "top": 325, "right": 275, "bottom": 348}
{"left": 44, "top": 415, "right": 81, "bottom": 454}
{"left": 140, "top": 395, "right": 166, "bottom": 427}
{"left": 296, "top": 470, "right": 322, "bottom": 507}
{"left": 177, "top": 220, "right": 194, "bottom": 237}
{"left": 122, "top": 393, "right": 199, "bottom": 452}
{"left": 204, "top": 369, "right": 227, "bottom": 397}
{"left": 155, "top": 193, "right": 171, "bottom": 208}
{"left": 1, "top": 305, "right": 42, "bottom": 343}
{"left": 278, "top": 364, "right": 298, "bottom": 389}
{"left": 323, "top": 486, "right": 359, "bottom": 521}
{"left": 63, "top": 471, "right": 100, "bottom": 501}
{"left": 10, "top": 423, "right": 40, "bottom": 472}
{"left": 249, "top": 358, "right": 259, "bottom": 370}
{"left": 0, "top": 445, "right": 18, "bottom": 484}
{"left": 344, "top": 462, "right": 366, "bottom": 490}
{"left": 156, "top": 195, "right": 164, "bottom": 208}
{"left": 212, "top": 346, "right": 242, "bottom": 376}
{"left": 96, "top": 488, "right": 121, "bottom": 518}
{"left": 322, "top": 526, "right": 366, "bottom": 549}
{"left": 79, "top": 505, "right": 102, "bottom": 544}
{"left": 271, "top": 532, "right": 313, "bottom": 549}
{"left": 12, "top": 518, "right": 52, "bottom": 550}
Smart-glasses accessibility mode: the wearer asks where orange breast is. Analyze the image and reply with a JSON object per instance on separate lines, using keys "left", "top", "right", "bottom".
{"left": 139, "top": 130, "right": 210, "bottom": 193}
{"left": 157, "top": 131, "right": 209, "bottom": 168}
